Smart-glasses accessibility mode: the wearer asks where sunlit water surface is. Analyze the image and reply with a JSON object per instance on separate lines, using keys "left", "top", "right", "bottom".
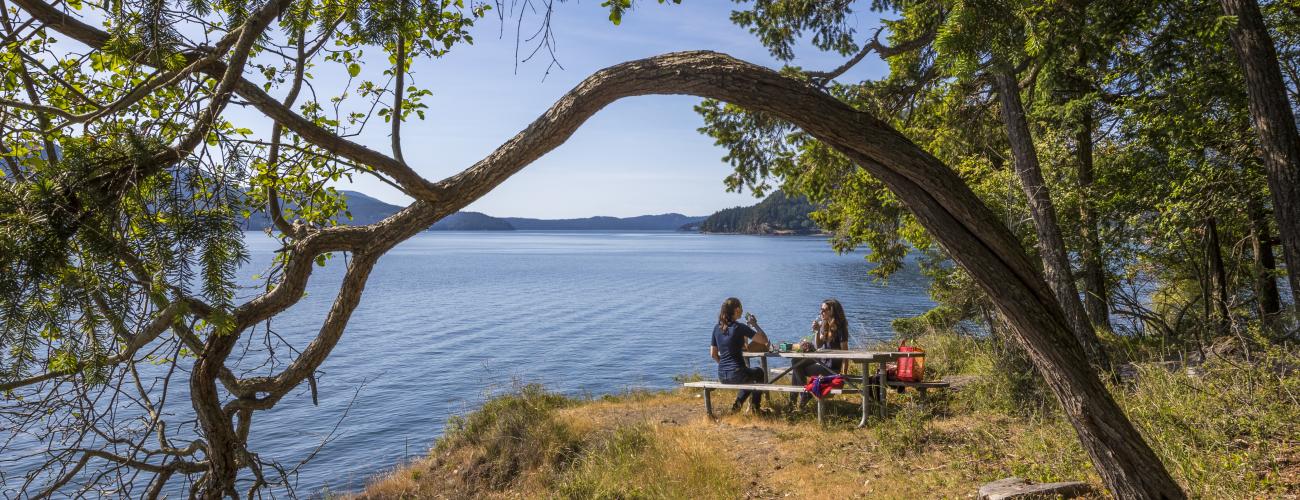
{"left": 8, "top": 231, "right": 936, "bottom": 495}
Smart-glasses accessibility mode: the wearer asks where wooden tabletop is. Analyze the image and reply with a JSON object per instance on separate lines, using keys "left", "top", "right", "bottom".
{"left": 743, "top": 349, "right": 924, "bottom": 360}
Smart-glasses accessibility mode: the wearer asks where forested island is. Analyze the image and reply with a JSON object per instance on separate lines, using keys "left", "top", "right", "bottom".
{"left": 504, "top": 213, "right": 704, "bottom": 230}
{"left": 694, "top": 190, "right": 819, "bottom": 235}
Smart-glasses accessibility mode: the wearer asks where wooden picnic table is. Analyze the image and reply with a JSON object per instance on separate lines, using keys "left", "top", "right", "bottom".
{"left": 746, "top": 349, "right": 924, "bottom": 427}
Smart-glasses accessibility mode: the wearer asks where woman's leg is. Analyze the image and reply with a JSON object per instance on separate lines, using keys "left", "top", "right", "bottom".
{"left": 743, "top": 366, "right": 764, "bottom": 411}
{"left": 725, "top": 366, "right": 768, "bottom": 412}
{"left": 790, "top": 360, "right": 811, "bottom": 405}
{"left": 731, "top": 389, "right": 752, "bottom": 411}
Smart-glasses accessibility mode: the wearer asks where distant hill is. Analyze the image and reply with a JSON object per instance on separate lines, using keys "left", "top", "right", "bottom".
{"left": 241, "top": 191, "right": 513, "bottom": 231}
{"left": 696, "top": 190, "right": 819, "bottom": 235}
{"left": 433, "top": 211, "right": 515, "bottom": 230}
{"left": 241, "top": 192, "right": 703, "bottom": 231}
{"left": 503, "top": 213, "right": 705, "bottom": 231}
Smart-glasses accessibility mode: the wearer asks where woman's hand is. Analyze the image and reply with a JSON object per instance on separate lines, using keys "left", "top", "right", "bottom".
{"left": 745, "top": 312, "right": 758, "bottom": 328}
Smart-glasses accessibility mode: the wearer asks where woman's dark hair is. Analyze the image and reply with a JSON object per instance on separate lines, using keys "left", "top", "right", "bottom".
{"left": 718, "top": 297, "right": 742, "bottom": 330}
{"left": 823, "top": 298, "right": 849, "bottom": 346}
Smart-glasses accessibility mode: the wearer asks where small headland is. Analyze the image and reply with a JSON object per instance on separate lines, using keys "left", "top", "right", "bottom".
{"left": 355, "top": 332, "right": 1300, "bottom": 499}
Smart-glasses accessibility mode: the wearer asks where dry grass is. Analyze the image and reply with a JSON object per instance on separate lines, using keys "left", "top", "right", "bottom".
{"left": 357, "top": 391, "right": 1097, "bottom": 498}
{"left": 357, "top": 334, "right": 1300, "bottom": 499}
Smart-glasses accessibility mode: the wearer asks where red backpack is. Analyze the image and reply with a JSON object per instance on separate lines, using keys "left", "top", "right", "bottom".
{"left": 894, "top": 339, "right": 925, "bottom": 382}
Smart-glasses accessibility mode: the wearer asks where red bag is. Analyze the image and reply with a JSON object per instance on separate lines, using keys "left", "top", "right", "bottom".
{"left": 895, "top": 340, "right": 925, "bottom": 382}
{"left": 803, "top": 374, "right": 845, "bottom": 399}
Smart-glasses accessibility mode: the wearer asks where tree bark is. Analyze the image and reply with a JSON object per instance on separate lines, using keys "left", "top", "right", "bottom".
{"left": 1205, "top": 217, "right": 1232, "bottom": 336}
{"left": 1076, "top": 103, "right": 1113, "bottom": 331}
{"left": 993, "top": 70, "right": 1113, "bottom": 373}
{"left": 1249, "top": 199, "right": 1282, "bottom": 324}
{"left": 1221, "top": 0, "right": 1300, "bottom": 307}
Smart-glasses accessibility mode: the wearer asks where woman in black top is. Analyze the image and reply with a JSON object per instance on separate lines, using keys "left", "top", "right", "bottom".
{"left": 790, "top": 298, "right": 850, "bottom": 409}
{"left": 710, "top": 297, "right": 770, "bottom": 412}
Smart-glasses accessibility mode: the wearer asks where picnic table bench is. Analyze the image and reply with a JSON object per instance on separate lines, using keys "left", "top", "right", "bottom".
{"left": 682, "top": 381, "right": 860, "bottom": 424}
{"left": 683, "top": 350, "right": 927, "bottom": 427}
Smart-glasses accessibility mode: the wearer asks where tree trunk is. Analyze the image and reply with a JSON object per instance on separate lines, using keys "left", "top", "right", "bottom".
{"left": 1205, "top": 217, "right": 1232, "bottom": 336}
{"left": 192, "top": 332, "right": 243, "bottom": 499}
{"left": 1249, "top": 200, "right": 1282, "bottom": 324}
{"left": 1076, "top": 103, "right": 1113, "bottom": 331}
{"left": 993, "top": 70, "right": 1112, "bottom": 373}
{"left": 1221, "top": 0, "right": 1300, "bottom": 307}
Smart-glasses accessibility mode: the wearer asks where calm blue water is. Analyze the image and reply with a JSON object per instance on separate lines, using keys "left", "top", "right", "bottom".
{"left": 245, "top": 231, "right": 936, "bottom": 493}
{"left": 5, "top": 231, "right": 935, "bottom": 496}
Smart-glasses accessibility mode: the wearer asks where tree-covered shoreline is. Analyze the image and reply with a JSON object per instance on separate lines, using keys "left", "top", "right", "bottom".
{"left": 696, "top": 190, "right": 820, "bottom": 235}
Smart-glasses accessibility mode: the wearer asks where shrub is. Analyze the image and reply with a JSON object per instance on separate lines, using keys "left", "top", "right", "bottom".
{"left": 434, "top": 384, "right": 581, "bottom": 490}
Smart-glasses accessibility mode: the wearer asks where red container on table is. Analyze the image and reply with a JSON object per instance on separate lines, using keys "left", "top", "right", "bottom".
{"left": 895, "top": 340, "right": 925, "bottom": 382}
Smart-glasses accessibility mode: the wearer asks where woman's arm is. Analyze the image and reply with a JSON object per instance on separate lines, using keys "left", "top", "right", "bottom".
{"left": 745, "top": 314, "right": 769, "bottom": 345}
{"left": 710, "top": 345, "right": 720, "bottom": 362}
{"left": 815, "top": 323, "right": 831, "bottom": 345}
{"left": 750, "top": 324, "right": 770, "bottom": 345}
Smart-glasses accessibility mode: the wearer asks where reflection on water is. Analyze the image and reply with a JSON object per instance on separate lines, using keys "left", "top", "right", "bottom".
{"left": 8, "top": 231, "right": 936, "bottom": 495}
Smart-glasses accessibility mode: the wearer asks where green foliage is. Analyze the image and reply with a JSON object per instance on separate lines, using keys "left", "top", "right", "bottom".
{"left": 709, "top": 0, "right": 1298, "bottom": 344}
{"left": 0, "top": 0, "right": 502, "bottom": 390}
{"left": 1116, "top": 354, "right": 1300, "bottom": 496}
{"left": 877, "top": 329, "right": 1300, "bottom": 496}
{"left": 436, "top": 384, "right": 579, "bottom": 489}
{"left": 602, "top": 0, "right": 682, "bottom": 26}
{"left": 728, "top": 0, "right": 862, "bottom": 61}
{"left": 0, "top": 134, "right": 249, "bottom": 384}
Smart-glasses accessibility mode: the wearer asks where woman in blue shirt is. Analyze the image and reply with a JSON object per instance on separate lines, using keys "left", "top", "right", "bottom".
{"left": 711, "top": 297, "right": 770, "bottom": 412}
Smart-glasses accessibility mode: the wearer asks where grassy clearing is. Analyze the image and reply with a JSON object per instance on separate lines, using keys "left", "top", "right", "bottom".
{"left": 356, "top": 385, "right": 744, "bottom": 499}
{"left": 358, "top": 334, "right": 1300, "bottom": 499}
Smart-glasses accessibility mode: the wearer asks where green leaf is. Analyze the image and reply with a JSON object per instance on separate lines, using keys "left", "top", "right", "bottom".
{"left": 347, "top": 63, "right": 361, "bottom": 78}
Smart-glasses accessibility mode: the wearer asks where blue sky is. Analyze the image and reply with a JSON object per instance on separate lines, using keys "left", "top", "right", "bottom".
{"left": 308, "top": 2, "right": 890, "bottom": 218}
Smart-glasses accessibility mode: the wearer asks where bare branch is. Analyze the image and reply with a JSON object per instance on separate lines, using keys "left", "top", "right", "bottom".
{"left": 806, "top": 26, "right": 936, "bottom": 84}
{"left": 392, "top": 31, "right": 408, "bottom": 166}
{"left": 226, "top": 251, "right": 381, "bottom": 409}
{"left": 0, "top": 97, "right": 79, "bottom": 120}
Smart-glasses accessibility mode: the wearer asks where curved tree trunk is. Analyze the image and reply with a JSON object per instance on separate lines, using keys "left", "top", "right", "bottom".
{"left": 407, "top": 53, "right": 1182, "bottom": 498}
{"left": 2, "top": 5, "right": 1184, "bottom": 492}
{"left": 1221, "top": 0, "right": 1300, "bottom": 308}
{"left": 993, "top": 70, "right": 1113, "bottom": 373}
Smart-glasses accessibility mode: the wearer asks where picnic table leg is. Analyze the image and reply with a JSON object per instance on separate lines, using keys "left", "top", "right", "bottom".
{"left": 760, "top": 356, "right": 769, "bottom": 383}
{"left": 857, "top": 360, "right": 870, "bottom": 428}
{"left": 877, "top": 360, "right": 888, "bottom": 418}
{"left": 817, "top": 398, "right": 825, "bottom": 426}
{"left": 703, "top": 388, "right": 714, "bottom": 419}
